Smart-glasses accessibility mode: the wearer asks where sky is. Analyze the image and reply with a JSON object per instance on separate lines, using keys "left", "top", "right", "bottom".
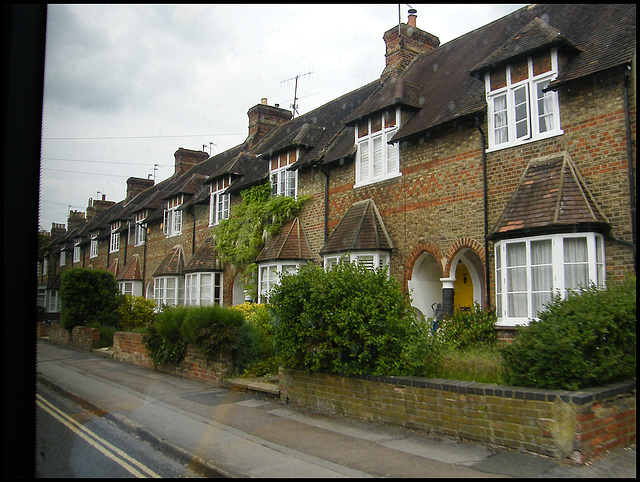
{"left": 39, "top": 3, "right": 527, "bottom": 231}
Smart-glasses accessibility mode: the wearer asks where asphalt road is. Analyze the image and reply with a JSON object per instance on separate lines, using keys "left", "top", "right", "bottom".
{"left": 35, "top": 382, "right": 203, "bottom": 478}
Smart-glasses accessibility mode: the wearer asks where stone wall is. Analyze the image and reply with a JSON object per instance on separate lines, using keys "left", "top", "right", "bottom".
{"left": 279, "top": 369, "right": 636, "bottom": 464}
{"left": 112, "top": 331, "right": 233, "bottom": 387}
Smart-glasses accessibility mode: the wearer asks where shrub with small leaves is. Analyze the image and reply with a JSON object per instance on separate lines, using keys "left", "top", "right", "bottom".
{"left": 143, "top": 306, "right": 188, "bottom": 366}
{"left": 269, "top": 262, "right": 434, "bottom": 376}
{"left": 117, "top": 295, "right": 156, "bottom": 330}
{"left": 60, "top": 268, "right": 119, "bottom": 330}
{"left": 180, "top": 305, "right": 245, "bottom": 361}
{"left": 438, "top": 303, "right": 497, "bottom": 350}
{"left": 501, "top": 277, "right": 636, "bottom": 390}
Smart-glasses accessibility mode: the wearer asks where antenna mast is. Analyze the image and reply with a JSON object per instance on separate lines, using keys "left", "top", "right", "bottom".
{"left": 281, "top": 69, "right": 313, "bottom": 118}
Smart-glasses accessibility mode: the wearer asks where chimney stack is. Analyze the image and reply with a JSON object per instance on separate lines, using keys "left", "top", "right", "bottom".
{"left": 67, "top": 210, "right": 87, "bottom": 231}
{"left": 126, "top": 177, "right": 155, "bottom": 202}
{"left": 86, "top": 196, "right": 116, "bottom": 221}
{"left": 174, "top": 148, "right": 209, "bottom": 176}
{"left": 50, "top": 222, "right": 66, "bottom": 238}
{"left": 246, "top": 99, "right": 292, "bottom": 150}
{"left": 381, "top": 8, "right": 440, "bottom": 82}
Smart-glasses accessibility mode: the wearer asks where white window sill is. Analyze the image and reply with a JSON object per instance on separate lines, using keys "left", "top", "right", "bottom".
{"left": 486, "top": 130, "right": 564, "bottom": 153}
{"left": 354, "top": 171, "right": 402, "bottom": 189}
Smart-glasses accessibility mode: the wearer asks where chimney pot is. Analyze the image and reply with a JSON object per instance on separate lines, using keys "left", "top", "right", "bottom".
{"left": 408, "top": 9, "right": 417, "bottom": 27}
{"left": 261, "top": 98, "right": 268, "bottom": 105}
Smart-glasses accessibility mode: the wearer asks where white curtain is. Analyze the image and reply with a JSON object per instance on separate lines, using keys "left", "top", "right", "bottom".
{"left": 493, "top": 94, "right": 508, "bottom": 144}
{"left": 564, "top": 237, "right": 588, "bottom": 291}
{"left": 530, "top": 239, "right": 553, "bottom": 316}
{"left": 537, "top": 80, "right": 554, "bottom": 133}
{"left": 506, "top": 242, "right": 527, "bottom": 317}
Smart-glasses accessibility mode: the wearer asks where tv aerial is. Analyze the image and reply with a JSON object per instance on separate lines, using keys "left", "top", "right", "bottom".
{"left": 281, "top": 69, "right": 313, "bottom": 118}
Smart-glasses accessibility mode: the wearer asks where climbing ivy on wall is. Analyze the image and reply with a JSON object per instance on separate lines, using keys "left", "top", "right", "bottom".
{"left": 212, "top": 182, "right": 309, "bottom": 297}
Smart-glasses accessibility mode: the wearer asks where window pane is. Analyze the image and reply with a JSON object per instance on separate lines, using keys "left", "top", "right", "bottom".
{"left": 514, "top": 86, "right": 530, "bottom": 139}
{"left": 200, "top": 274, "right": 212, "bottom": 305}
{"left": 372, "top": 137, "right": 383, "bottom": 178}
{"left": 386, "top": 130, "right": 398, "bottom": 175}
{"left": 564, "top": 237, "right": 588, "bottom": 291}
{"left": 358, "top": 140, "right": 369, "bottom": 181}
{"left": 507, "top": 293, "right": 528, "bottom": 317}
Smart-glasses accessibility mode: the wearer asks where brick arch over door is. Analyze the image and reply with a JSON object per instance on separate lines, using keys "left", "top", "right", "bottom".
{"left": 445, "top": 238, "right": 486, "bottom": 310}
{"left": 405, "top": 243, "right": 444, "bottom": 319}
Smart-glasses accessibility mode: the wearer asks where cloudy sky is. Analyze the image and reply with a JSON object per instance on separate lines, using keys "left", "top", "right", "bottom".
{"left": 39, "top": 3, "right": 526, "bottom": 231}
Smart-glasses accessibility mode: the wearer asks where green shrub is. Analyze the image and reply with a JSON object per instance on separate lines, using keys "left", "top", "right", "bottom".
{"left": 117, "top": 295, "right": 156, "bottom": 330}
{"left": 180, "top": 305, "right": 245, "bottom": 361}
{"left": 88, "top": 322, "right": 116, "bottom": 349}
{"left": 60, "top": 268, "right": 119, "bottom": 330}
{"left": 143, "top": 306, "right": 188, "bottom": 366}
{"left": 501, "top": 277, "right": 636, "bottom": 390}
{"left": 269, "top": 262, "right": 433, "bottom": 376}
{"left": 438, "top": 303, "right": 497, "bottom": 350}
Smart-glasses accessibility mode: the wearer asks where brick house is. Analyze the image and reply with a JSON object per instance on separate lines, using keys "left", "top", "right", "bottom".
{"left": 39, "top": 4, "right": 636, "bottom": 339}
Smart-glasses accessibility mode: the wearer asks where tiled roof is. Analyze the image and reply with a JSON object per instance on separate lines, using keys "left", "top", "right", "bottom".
{"left": 489, "top": 153, "right": 609, "bottom": 239}
{"left": 320, "top": 199, "right": 393, "bottom": 255}
{"left": 116, "top": 254, "right": 142, "bottom": 281}
{"left": 256, "top": 217, "right": 312, "bottom": 262}
{"left": 152, "top": 245, "right": 185, "bottom": 276}
{"left": 184, "top": 236, "right": 222, "bottom": 272}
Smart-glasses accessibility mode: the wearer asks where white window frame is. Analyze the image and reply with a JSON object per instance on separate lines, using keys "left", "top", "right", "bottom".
{"left": 494, "top": 232, "right": 605, "bottom": 326}
{"left": 270, "top": 150, "right": 298, "bottom": 198}
{"left": 163, "top": 195, "right": 183, "bottom": 237}
{"left": 153, "top": 275, "right": 184, "bottom": 309}
{"left": 209, "top": 177, "right": 230, "bottom": 226}
{"left": 90, "top": 234, "right": 98, "bottom": 258}
{"left": 45, "top": 290, "right": 61, "bottom": 313}
{"left": 258, "top": 262, "right": 299, "bottom": 303}
{"left": 110, "top": 221, "right": 121, "bottom": 253}
{"left": 59, "top": 250, "right": 66, "bottom": 267}
{"left": 133, "top": 211, "right": 147, "bottom": 246}
{"left": 323, "top": 251, "right": 390, "bottom": 271}
{"left": 43, "top": 257, "right": 48, "bottom": 275}
{"left": 485, "top": 49, "right": 563, "bottom": 152}
{"left": 185, "top": 272, "right": 223, "bottom": 306}
{"left": 354, "top": 108, "right": 401, "bottom": 187}
{"left": 73, "top": 238, "right": 81, "bottom": 263}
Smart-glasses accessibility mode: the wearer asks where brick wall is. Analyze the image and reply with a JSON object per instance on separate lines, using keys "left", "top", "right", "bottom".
{"left": 279, "top": 369, "right": 635, "bottom": 464}
{"left": 112, "top": 331, "right": 233, "bottom": 387}
{"left": 48, "top": 323, "right": 99, "bottom": 351}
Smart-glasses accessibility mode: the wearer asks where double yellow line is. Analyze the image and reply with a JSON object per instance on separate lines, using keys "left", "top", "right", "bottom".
{"left": 36, "top": 393, "right": 161, "bottom": 478}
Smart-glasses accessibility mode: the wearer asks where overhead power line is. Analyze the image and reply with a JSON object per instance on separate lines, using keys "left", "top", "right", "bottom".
{"left": 42, "top": 157, "right": 171, "bottom": 167}
{"left": 42, "top": 133, "right": 246, "bottom": 140}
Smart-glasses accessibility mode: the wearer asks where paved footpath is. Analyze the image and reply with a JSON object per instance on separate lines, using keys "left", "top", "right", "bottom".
{"left": 36, "top": 341, "right": 635, "bottom": 478}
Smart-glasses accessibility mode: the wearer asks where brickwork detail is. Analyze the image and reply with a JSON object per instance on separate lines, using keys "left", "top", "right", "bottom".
{"left": 48, "top": 323, "right": 99, "bottom": 351}
{"left": 280, "top": 369, "right": 636, "bottom": 464}
{"left": 112, "top": 332, "right": 233, "bottom": 387}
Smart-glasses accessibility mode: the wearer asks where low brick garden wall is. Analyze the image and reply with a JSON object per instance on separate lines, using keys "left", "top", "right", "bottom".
{"left": 112, "top": 332, "right": 233, "bottom": 387}
{"left": 279, "top": 369, "right": 636, "bottom": 464}
{"left": 48, "top": 323, "right": 99, "bottom": 351}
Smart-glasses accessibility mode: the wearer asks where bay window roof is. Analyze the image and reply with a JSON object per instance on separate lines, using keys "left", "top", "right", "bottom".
{"left": 256, "top": 217, "right": 312, "bottom": 262}
{"left": 489, "top": 153, "right": 609, "bottom": 240}
{"left": 320, "top": 199, "right": 392, "bottom": 256}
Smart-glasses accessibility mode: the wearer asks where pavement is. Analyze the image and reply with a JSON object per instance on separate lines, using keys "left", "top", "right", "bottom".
{"left": 35, "top": 340, "right": 636, "bottom": 478}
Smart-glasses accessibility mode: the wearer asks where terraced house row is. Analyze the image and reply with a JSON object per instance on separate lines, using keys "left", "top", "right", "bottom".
{"left": 38, "top": 4, "right": 636, "bottom": 341}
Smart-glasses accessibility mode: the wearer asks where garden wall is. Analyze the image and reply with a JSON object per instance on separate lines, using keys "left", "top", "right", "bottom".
{"left": 112, "top": 332, "right": 233, "bottom": 387}
{"left": 279, "top": 369, "right": 636, "bottom": 464}
{"left": 48, "top": 323, "right": 99, "bottom": 351}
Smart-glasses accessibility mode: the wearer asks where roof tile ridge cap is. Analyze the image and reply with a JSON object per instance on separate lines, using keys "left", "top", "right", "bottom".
{"left": 562, "top": 153, "right": 609, "bottom": 224}
{"left": 370, "top": 199, "right": 393, "bottom": 249}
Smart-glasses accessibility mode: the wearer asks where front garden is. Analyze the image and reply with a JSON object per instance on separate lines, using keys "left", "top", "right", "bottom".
{"left": 57, "top": 266, "right": 636, "bottom": 391}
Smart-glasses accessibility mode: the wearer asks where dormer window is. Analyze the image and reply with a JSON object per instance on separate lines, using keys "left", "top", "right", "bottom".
{"left": 134, "top": 211, "right": 147, "bottom": 246}
{"left": 355, "top": 108, "right": 400, "bottom": 187}
{"left": 163, "top": 195, "right": 183, "bottom": 237}
{"left": 110, "top": 221, "right": 121, "bottom": 253}
{"left": 485, "top": 49, "right": 562, "bottom": 151}
{"left": 270, "top": 149, "right": 298, "bottom": 198}
{"left": 209, "top": 176, "right": 230, "bottom": 226}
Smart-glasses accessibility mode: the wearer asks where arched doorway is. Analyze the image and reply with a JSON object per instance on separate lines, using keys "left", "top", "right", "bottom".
{"left": 450, "top": 249, "right": 485, "bottom": 311}
{"left": 407, "top": 252, "right": 442, "bottom": 319}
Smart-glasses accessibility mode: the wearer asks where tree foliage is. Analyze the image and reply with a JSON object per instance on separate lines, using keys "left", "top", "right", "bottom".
{"left": 212, "top": 183, "right": 308, "bottom": 298}
{"left": 60, "top": 268, "right": 119, "bottom": 330}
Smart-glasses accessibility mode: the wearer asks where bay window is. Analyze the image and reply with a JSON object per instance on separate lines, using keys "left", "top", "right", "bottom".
{"left": 153, "top": 276, "right": 184, "bottom": 309}
{"left": 185, "top": 272, "right": 223, "bottom": 306}
{"left": 258, "top": 262, "right": 299, "bottom": 303}
{"left": 485, "top": 49, "right": 562, "bottom": 151}
{"left": 495, "top": 232, "right": 605, "bottom": 325}
{"left": 323, "top": 251, "right": 390, "bottom": 271}
{"left": 355, "top": 108, "right": 400, "bottom": 187}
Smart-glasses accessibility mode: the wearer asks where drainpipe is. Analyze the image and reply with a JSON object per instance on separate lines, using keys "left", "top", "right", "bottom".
{"left": 142, "top": 223, "right": 148, "bottom": 293}
{"left": 319, "top": 163, "right": 330, "bottom": 243}
{"left": 476, "top": 114, "right": 491, "bottom": 308}
{"left": 623, "top": 65, "right": 636, "bottom": 273}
